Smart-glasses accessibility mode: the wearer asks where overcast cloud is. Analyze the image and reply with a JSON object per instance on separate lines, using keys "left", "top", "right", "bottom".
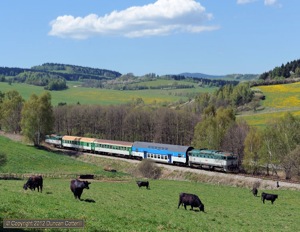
{"left": 48, "top": 0, "right": 218, "bottom": 39}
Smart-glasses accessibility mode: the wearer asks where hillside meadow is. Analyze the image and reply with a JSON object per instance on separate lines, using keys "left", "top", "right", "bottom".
{"left": 238, "top": 82, "right": 300, "bottom": 127}
{"left": 0, "top": 81, "right": 216, "bottom": 106}
{"left": 1, "top": 136, "right": 300, "bottom": 231}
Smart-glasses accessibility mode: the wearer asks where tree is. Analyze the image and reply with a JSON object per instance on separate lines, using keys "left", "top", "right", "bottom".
{"left": 243, "top": 127, "right": 264, "bottom": 175}
{"left": 262, "top": 112, "right": 300, "bottom": 179}
{"left": 0, "top": 90, "right": 24, "bottom": 133}
{"left": 295, "top": 67, "right": 300, "bottom": 77}
{"left": 21, "top": 92, "right": 54, "bottom": 146}
{"left": 221, "top": 120, "right": 250, "bottom": 168}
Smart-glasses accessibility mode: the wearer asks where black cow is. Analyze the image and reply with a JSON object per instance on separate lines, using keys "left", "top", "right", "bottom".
{"left": 250, "top": 187, "right": 258, "bottom": 197}
{"left": 70, "top": 179, "right": 91, "bottom": 200}
{"left": 136, "top": 181, "right": 149, "bottom": 189}
{"left": 23, "top": 175, "right": 43, "bottom": 193}
{"left": 178, "top": 193, "right": 205, "bottom": 212}
{"left": 261, "top": 192, "right": 278, "bottom": 204}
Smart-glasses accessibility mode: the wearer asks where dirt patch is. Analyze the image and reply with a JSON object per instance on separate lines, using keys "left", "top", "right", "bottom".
{"left": 0, "top": 130, "right": 23, "bottom": 142}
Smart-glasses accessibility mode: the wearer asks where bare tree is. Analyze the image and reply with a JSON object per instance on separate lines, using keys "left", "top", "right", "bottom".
{"left": 221, "top": 120, "right": 249, "bottom": 168}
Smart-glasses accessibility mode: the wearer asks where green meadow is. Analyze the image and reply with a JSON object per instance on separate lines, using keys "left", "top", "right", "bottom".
{"left": 1, "top": 136, "right": 300, "bottom": 231}
{"left": 0, "top": 81, "right": 216, "bottom": 106}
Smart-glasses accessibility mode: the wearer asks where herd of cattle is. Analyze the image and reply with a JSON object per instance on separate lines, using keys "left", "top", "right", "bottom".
{"left": 23, "top": 175, "right": 279, "bottom": 212}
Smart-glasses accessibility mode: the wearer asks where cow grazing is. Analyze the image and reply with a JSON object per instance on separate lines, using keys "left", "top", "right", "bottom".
{"left": 70, "top": 179, "right": 91, "bottom": 200}
{"left": 261, "top": 192, "right": 278, "bottom": 204}
{"left": 136, "top": 181, "right": 149, "bottom": 189}
{"left": 23, "top": 175, "right": 43, "bottom": 193}
{"left": 251, "top": 187, "right": 258, "bottom": 197}
{"left": 178, "top": 193, "right": 205, "bottom": 212}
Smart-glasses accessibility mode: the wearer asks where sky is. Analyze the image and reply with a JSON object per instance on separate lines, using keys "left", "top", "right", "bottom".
{"left": 1, "top": 0, "right": 299, "bottom": 76}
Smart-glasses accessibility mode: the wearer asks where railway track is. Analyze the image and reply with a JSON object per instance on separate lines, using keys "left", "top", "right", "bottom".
{"left": 44, "top": 143, "right": 300, "bottom": 190}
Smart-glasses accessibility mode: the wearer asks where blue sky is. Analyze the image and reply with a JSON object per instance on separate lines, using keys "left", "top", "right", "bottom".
{"left": 1, "top": 0, "right": 299, "bottom": 76}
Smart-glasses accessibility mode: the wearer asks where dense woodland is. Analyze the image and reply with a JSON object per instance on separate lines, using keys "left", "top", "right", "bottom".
{"left": 259, "top": 59, "right": 300, "bottom": 80}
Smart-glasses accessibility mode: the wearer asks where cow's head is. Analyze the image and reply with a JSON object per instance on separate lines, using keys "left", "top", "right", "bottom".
{"left": 23, "top": 184, "right": 28, "bottom": 190}
{"left": 199, "top": 203, "right": 205, "bottom": 212}
{"left": 84, "top": 181, "right": 91, "bottom": 189}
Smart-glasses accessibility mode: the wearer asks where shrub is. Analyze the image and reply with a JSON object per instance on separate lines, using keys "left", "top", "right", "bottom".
{"left": 137, "top": 159, "right": 162, "bottom": 179}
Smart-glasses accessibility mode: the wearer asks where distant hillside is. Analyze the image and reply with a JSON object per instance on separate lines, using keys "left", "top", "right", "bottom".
{"left": 0, "top": 63, "right": 122, "bottom": 90}
{"left": 0, "top": 63, "right": 122, "bottom": 80}
{"left": 180, "top": 72, "right": 259, "bottom": 81}
{"left": 224, "top": 74, "right": 259, "bottom": 81}
{"left": 31, "top": 63, "right": 122, "bottom": 79}
{"left": 179, "top": 72, "right": 225, "bottom": 79}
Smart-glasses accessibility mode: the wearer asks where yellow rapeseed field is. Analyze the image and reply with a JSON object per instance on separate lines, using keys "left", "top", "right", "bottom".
{"left": 239, "top": 82, "right": 300, "bottom": 127}
{"left": 257, "top": 82, "right": 300, "bottom": 109}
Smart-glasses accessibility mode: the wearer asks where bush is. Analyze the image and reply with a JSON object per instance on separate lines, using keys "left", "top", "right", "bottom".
{"left": 137, "top": 159, "right": 162, "bottom": 179}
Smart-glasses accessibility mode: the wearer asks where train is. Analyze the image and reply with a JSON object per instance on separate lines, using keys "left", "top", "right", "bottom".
{"left": 45, "top": 134, "right": 239, "bottom": 172}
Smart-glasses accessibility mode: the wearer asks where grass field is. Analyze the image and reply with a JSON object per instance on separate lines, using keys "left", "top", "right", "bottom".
{"left": 2, "top": 178, "right": 299, "bottom": 232}
{"left": 0, "top": 136, "right": 128, "bottom": 180}
{"left": 238, "top": 82, "right": 300, "bottom": 127}
{"left": 1, "top": 136, "right": 300, "bottom": 231}
{"left": 0, "top": 81, "right": 216, "bottom": 106}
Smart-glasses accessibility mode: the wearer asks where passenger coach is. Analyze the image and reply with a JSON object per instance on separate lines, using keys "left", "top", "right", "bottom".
{"left": 131, "top": 141, "right": 193, "bottom": 165}
{"left": 62, "top": 136, "right": 95, "bottom": 151}
{"left": 93, "top": 139, "right": 133, "bottom": 156}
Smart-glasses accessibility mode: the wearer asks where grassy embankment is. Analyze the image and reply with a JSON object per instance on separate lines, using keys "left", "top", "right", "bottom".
{"left": 1, "top": 136, "right": 300, "bottom": 231}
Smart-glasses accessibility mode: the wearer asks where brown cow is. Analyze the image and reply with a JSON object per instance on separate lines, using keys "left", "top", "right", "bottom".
{"left": 178, "top": 193, "right": 205, "bottom": 212}
{"left": 136, "top": 181, "right": 150, "bottom": 189}
{"left": 261, "top": 192, "right": 278, "bottom": 204}
{"left": 23, "top": 175, "right": 43, "bottom": 193}
{"left": 70, "top": 179, "right": 91, "bottom": 200}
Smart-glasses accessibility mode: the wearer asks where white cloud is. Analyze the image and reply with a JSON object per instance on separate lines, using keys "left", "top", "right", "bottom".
{"left": 237, "top": 0, "right": 281, "bottom": 7}
{"left": 48, "top": 0, "right": 218, "bottom": 39}
{"left": 264, "top": 0, "right": 277, "bottom": 6}
{"left": 237, "top": 0, "right": 257, "bottom": 4}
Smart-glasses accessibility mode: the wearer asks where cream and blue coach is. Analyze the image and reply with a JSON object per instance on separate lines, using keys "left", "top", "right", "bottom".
{"left": 131, "top": 141, "right": 193, "bottom": 165}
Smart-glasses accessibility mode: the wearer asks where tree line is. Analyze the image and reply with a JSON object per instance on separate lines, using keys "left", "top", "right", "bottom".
{"left": 1, "top": 63, "right": 240, "bottom": 92}
{"left": 0, "top": 83, "right": 299, "bottom": 180}
{"left": 259, "top": 59, "right": 300, "bottom": 80}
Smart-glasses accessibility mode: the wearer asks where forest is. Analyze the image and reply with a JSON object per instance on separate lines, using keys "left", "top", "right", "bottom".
{"left": 259, "top": 59, "right": 300, "bottom": 80}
